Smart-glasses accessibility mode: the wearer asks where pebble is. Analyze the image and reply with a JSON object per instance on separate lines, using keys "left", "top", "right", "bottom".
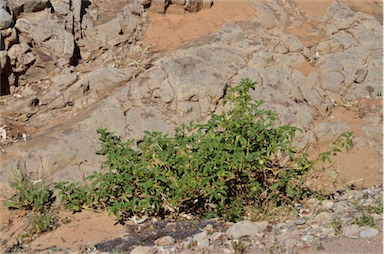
{"left": 130, "top": 246, "right": 156, "bottom": 254}
{"left": 300, "top": 234, "right": 314, "bottom": 242}
{"left": 209, "top": 232, "right": 223, "bottom": 241}
{"left": 156, "top": 247, "right": 176, "bottom": 254}
{"left": 226, "top": 220, "right": 260, "bottom": 239}
{"left": 192, "top": 232, "right": 210, "bottom": 248}
{"left": 360, "top": 228, "right": 379, "bottom": 238}
{"left": 334, "top": 201, "right": 350, "bottom": 213}
{"left": 283, "top": 238, "right": 299, "bottom": 248}
{"left": 316, "top": 212, "right": 334, "bottom": 223}
{"left": 362, "top": 188, "right": 380, "bottom": 196}
{"left": 294, "top": 219, "right": 307, "bottom": 225}
{"left": 203, "top": 224, "right": 214, "bottom": 233}
{"left": 321, "top": 200, "right": 335, "bottom": 209}
{"left": 320, "top": 227, "right": 336, "bottom": 238}
{"left": 343, "top": 224, "right": 361, "bottom": 238}
{"left": 277, "top": 233, "right": 298, "bottom": 244}
{"left": 154, "top": 236, "right": 176, "bottom": 246}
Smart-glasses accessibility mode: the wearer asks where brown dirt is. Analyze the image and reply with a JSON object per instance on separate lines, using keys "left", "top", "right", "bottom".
{"left": 0, "top": 202, "right": 126, "bottom": 253}
{"left": 143, "top": 0, "right": 259, "bottom": 52}
{"left": 298, "top": 233, "right": 384, "bottom": 254}
{"left": 309, "top": 100, "right": 383, "bottom": 192}
{"left": 1, "top": 0, "right": 383, "bottom": 253}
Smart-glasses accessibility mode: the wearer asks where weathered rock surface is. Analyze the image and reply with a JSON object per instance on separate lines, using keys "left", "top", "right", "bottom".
{"left": 0, "top": 8, "right": 12, "bottom": 29}
{"left": 309, "top": 2, "right": 382, "bottom": 101}
{"left": 0, "top": 0, "right": 148, "bottom": 95}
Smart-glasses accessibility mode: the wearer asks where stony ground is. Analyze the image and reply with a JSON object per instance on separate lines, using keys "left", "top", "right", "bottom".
{"left": 94, "top": 186, "right": 383, "bottom": 254}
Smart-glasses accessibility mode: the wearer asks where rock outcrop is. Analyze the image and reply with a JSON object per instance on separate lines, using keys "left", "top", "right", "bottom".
{"left": 0, "top": 0, "right": 148, "bottom": 95}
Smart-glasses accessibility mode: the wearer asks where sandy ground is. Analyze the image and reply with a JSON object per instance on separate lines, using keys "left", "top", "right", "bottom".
{"left": 143, "top": 0, "right": 258, "bottom": 51}
{"left": 0, "top": 0, "right": 383, "bottom": 253}
{"left": 298, "top": 233, "right": 383, "bottom": 254}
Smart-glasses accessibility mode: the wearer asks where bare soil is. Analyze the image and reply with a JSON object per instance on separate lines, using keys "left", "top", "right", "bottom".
{"left": 0, "top": 0, "right": 382, "bottom": 253}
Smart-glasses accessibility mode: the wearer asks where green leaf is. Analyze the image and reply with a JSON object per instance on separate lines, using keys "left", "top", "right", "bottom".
{"left": 3, "top": 200, "right": 21, "bottom": 209}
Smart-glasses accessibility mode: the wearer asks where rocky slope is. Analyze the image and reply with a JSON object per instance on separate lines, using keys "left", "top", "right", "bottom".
{"left": 0, "top": 0, "right": 382, "bottom": 195}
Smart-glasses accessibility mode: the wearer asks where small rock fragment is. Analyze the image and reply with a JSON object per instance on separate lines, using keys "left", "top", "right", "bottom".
{"left": 226, "top": 220, "right": 260, "bottom": 239}
{"left": 360, "top": 228, "right": 379, "bottom": 238}
{"left": 154, "top": 236, "right": 176, "bottom": 246}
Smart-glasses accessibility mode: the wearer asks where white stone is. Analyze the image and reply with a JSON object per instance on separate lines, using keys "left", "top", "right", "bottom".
{"left": 226, "top": 220, "right": 260, "bottom": 239}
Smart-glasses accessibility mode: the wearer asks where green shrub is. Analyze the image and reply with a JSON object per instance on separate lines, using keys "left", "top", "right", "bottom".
{"left": 55, "top": 79, "right": 352, "bottom": 222}
{"left": 354, "top": 214, "right": 376, "bottom": 227}
{"left": 331, "top": 217, "right": 343, "bottom": 235}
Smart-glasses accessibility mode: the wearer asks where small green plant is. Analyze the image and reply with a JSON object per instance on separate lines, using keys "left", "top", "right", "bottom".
{"left": 231, "top": 240, "right": 246, "bottom": 254}
{"left": 55, "top": 79, "right": 353, "bottom": 222}
{"left": 354, "top": 198, "right": 382, "bottom": 225}
{"left": 28, "top": 210, "right": 55, "bottom": 235}
{"left": 316, "top": 241, "right": 325, "bottom": 251}
{"left": 366, "top": 199, "right": 383, "bottom": 214}
{"left": 4, "top": 170, "right": 54, "bottom": 212}
{"left": 354, "top": 214, "right": 376, "bottom": 227}
{"left": 268, "top": 239, "right": 286, "bottom": 254}
{"left": 319, "top": 132, "right": 353, "bottom": 164}
{"left": 3, "top": 170, "right": 57, "bottom": 245}
{"left": 331, "top": 217, "right": 343, "bottom": 235}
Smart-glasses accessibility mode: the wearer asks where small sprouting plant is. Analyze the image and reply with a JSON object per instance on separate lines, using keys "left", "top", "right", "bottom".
{"left": 316, "top": 241, "right": 325, "bottom": 251}
{"left": 268, "top": 239, "right": 286, "bottom": 254}
{"left": 231, "top": 240, "right": 246, "bottom": 254}
{"left": 28, "top": 210, "right": 55, "bottom": 235}
{"left": 319, "top": 132, "right": 353, "bottom": 164}
{"left": 331, "top": 217, "right": 343, "bottom": 235}
{"left": 354, "top": 198, "right": 383, "bottom": 219}
{"left": 3, "top": 170, "right": 54, "bottom": 212}
{"left": 354, "top": 214, "right": 376, "bottom": 227}
{"left": 367, "top": 199, "right": 383, "bottom": 214}
{"left": 3, "top": 169, "right": 57, "bottom": 244}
